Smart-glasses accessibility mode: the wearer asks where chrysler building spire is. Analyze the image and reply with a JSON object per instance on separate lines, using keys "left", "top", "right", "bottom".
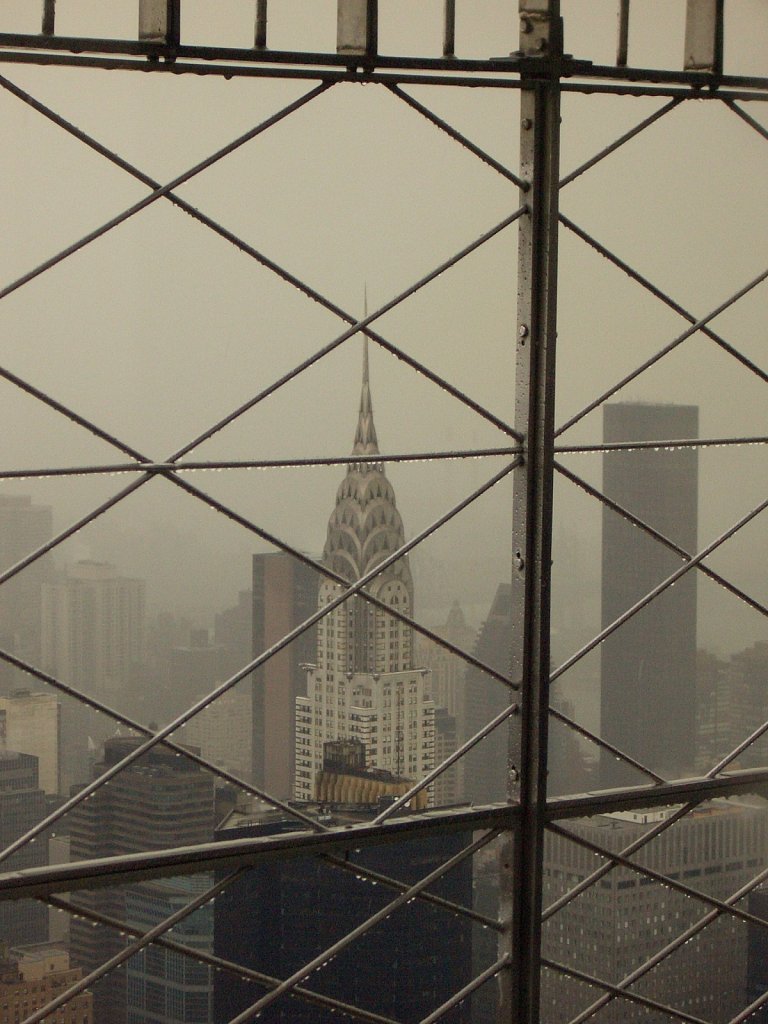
{"left": 352, "top": 337, "right": 379, "bottom": 458}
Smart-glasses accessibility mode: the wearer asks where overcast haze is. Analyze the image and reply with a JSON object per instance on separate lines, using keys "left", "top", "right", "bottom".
{"left": 0, "top": 2, "right": 765, "bottom": 735}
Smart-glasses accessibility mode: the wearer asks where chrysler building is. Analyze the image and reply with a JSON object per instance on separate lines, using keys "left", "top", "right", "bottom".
{"left": 294, "top": 344, "right": 435, "bottom": 800}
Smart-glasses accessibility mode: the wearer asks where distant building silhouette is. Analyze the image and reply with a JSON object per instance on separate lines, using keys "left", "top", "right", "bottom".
{"left": 600, "top": 403, "right": 698, "bottom": 786}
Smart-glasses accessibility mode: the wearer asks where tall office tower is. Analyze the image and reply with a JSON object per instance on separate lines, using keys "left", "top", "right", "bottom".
{"left": 41, "top": 560, "right": 146, "bottom": 791}
{"left": 213, "top": 797, "right": 472, "bottom": 1024}
{"left": 0, "top": 751, "right": 48, "bottom": 947}
{"left": 69, "top": 737, "right": 215, "bottom": 1024}
{"left": 462, "top": 583, "right": 513, "bottom": 805}
{"left": 294, "top": 346, "right": 435, "bottom": 800}
{"left": 0, "top": 494, "right": 54, "bottom": 692}
{"left": 0, "top": 690, "right": 60, "bottom": 794}
{"left": 433, "top": 707, "right": 460, "bottom": 806}
{"left": 0, "top": 944, "right": 93, "bottom": 1024}
{"left": 125, "top": 877, "right": 214, "bottom": 1024}
{"left": 600, "top": 403, "right": 698, "bottom": 786}
{"left": 541, "top": 801, "right": 768, "bottom": 1023}
{"left": 252, "top": 552, "right": 318, "bottom": 797}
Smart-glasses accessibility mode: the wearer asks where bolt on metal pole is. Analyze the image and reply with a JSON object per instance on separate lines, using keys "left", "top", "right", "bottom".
{"left": 500, "top": 2, "right": 562, "bottom": 1021}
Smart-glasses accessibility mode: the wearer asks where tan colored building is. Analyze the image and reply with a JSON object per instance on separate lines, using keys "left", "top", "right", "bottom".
{"left": 0, "top": 690, "right": 60, "bottom": 794}
{"left": 0, "top": 943, "right": 92, "bottom": 1024}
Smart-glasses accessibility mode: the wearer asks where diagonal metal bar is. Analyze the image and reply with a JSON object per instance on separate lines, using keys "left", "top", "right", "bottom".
{"left": 371, "top": 702, "right": 520, "bottom": 824}
{"left": 559, "top": 214, "right": 768, "bottom": 394}
{"left": 0, "top": 643, "right": 326, "bottom": 832}
{"left": 547, "top": 704, "right": 664, "bottom": 784}
{"left": 558, "top": 98, "right": 684, "bottom": 188}
{"left": 387, "top": 84, "right": 527, "bottom": 188}
{"left": 418, "top": 956, "right": 511, "bottom": 1024}
{"left": 0, "top": 82, "right": 333, "bottom": 303}
{"left": 0, "top": 458, "right": 519, "bottom": 867}
{"left": 225, "top": 830, "right": 499, "bottom": 1024}
{"left": 555, "top": 460, "right": 768, "bottom": 618}
{"left": 323, "top": 852, "right": 502, "bottom": 932}
{"left": 0, "top": 363, "right": 146, "bottom": 461}
{"left": 0, "top": 447, "right": 521, "bottom": 480}
{"left": 729, "top": 989, "right": 768, "bottom": 1024}
{"left": 46, "top": 894, "right": 404, "bottom": 1024}
{"left": 168, "top": 204, "right": 527, "bottom": 462}
{"left": 547, "top": 821, "right": 768, "bottom": 932}
{"left": 551, "top": 493, "right": 768, "bottom": 684}
{"left": 707, "top": 715, "right": 768, "bottom": 775}
{"left": 726, "top": 99, "right": 768, "bottom": 142}
{"left": 0, "top": 72, "right": 521, "bottom": 442}
{"left": 542, "top": 958, "right": 710, "bottom": 1024}
{"left": 21, "top": 870, "right": 242, "bottom": 1024}
{"left": 542, "top": 800, "right": 703, "bottom": 921}
{"left": 567, "top": 862, "right": 768, "bottom": 1024}
{"left": 556, "top": 262, "right": 768, "bottom": 437}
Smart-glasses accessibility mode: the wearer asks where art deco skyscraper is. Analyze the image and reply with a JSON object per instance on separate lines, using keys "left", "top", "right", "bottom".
{"left": 294, "top": 344, "right": 434, "bottom": 799}
{"left": 600, "top": 403, "right": 698, "bottom": 786}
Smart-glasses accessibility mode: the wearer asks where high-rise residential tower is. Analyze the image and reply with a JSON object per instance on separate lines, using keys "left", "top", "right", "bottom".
{"left": 294, "top": 345, "right": 435, "bottom": 799}
{"left": 600, "top": 403, "right": 699, "bottom": 786}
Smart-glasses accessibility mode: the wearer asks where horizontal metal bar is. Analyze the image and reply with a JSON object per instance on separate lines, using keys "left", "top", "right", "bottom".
{"left": 4, "top": 771, "right": 768, "bottom": 903}
{"left": 0, "top": 31, "right": 766, "bottom": 91}
{"left": 0, "top": 810, "right": 512, "bottom": 904}
{"left": 555, "top": 435, "right": 768, "bottom": 453}
{"left": 1, "top": 49, "right": 767, "bottom": 99}
{"left": 0, "top": 447, "right": 520, "bottom": 481}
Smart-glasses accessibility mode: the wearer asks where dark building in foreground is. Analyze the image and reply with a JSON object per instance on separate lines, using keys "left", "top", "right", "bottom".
{"left": 251, "top": 552, "right": 318, "bottom": 798}
{"left": 747, "top": 885, "right": 768, "bottom": 1021}
{"left": 69, "top": 737, "right": 215, "bottom": 1024}
{"left": 600, "top": 403, "right": 699, "bottom": 786}
{"left": 0, "top": 751, "right": 47, "bottom": 947}
{"left": 213, "top": 799, "right": 472, "bottom": 1024}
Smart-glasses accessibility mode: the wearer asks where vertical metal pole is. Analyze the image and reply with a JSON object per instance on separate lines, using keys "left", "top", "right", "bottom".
{"left": 443, "top": 0, "right": 456, "bottom": 58}
{"left": 500, "top": 2, "right": 562, "bottom": 1021}
{"left": 254, "top": 0, "right": 268, "bottom": 50}
{"left": 41, "top": 0, "right": 56, "bottom": 36}
{"left": 617, "top": 0, "right": 630, "bottom": 66}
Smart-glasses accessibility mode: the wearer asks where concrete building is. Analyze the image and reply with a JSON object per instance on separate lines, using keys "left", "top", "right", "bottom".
{"left": 0, "top": 943, "right": 92, "bottom": 1024}
{"left": 0, "top": 689, "right": 60, "bottom": 794}
{"left": 213, "top": 797, "right": 472, "bottom": 1024}
{"left": 416, "top": 600, "right": 476, "bottom": 725}
{"left": 0, "top": 494, "right": 54, "bottom": 691}
{"left": 252, "top": 552, "right": 318, "bottom": 798}
{"left": 41, "top": 560, "right": 146, "bottom": 791}
{"left": 69, "top": 737, "right": 215, "bottom": 1024}
{"left": 541, "top": 801, "right": 768, "bottom": 1023}
{"left": 0, "top": 751, "right": 47, "bottom": 948}
{"left": 600, "top": 403, "right": 699, "bottom": 786}
{"left": 294, "top": 345, "right": 434, "bottom": 800}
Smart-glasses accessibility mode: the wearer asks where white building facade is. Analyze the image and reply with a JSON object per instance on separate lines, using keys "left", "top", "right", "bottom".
{"left": 295, "top": 346, "right": 435, "bottom": 800}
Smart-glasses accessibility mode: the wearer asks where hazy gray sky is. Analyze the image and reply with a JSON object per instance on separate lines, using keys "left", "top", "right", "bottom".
{"left": 0, "top": 1, "right": 765, "bottom": 703}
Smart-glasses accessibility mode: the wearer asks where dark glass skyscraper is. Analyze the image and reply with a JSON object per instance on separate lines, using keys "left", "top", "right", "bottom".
{"left": 600, "top": 402, "right": 699, "bottom": 786}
